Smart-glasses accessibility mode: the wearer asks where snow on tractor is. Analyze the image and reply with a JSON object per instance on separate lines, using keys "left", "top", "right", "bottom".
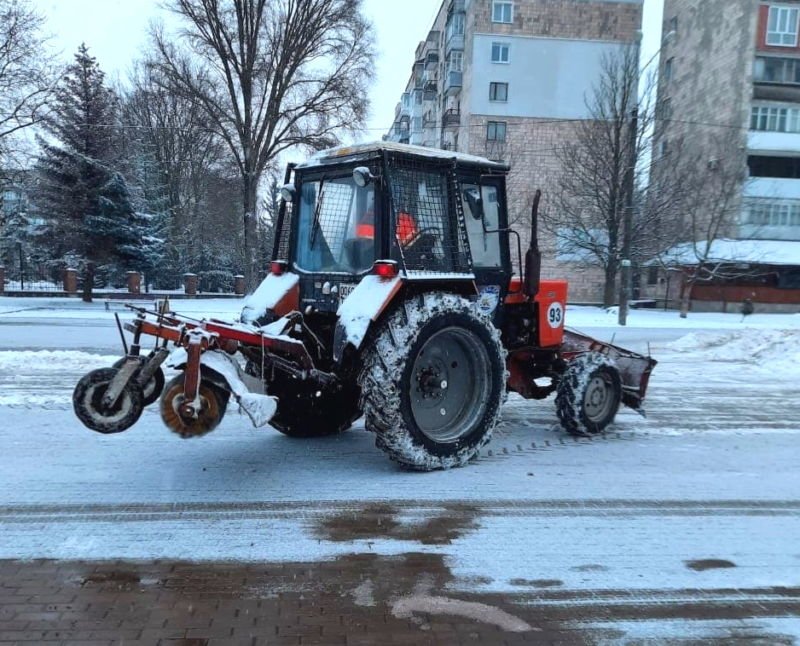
{"left": 72, "top": 142, "right": 656, "bottom": 470}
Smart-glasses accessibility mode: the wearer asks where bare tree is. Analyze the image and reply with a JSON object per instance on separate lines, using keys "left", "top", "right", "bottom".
{"left": 150, "top": 0, "right": 375, "bottom": 286}
{"left": 541, "top": 45, "right": 663, "bottom": 308}
{"left": 0, "top": 0, "right": 55, "bottom": 164}
{"left": 653, "top": 135, "right": 750, "bottom": 318}
{"left": 122, "top": 64, "right": 232, "bottom": 279}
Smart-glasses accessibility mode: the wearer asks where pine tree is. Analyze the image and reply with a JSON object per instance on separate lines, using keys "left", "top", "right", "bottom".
{"left": 35, "top": 44, "right": 146, "bottom": 301}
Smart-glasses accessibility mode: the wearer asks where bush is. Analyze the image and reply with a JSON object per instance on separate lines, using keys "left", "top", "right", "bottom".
{"left": 198, "top": 270, "right": 235, "bottom": 293}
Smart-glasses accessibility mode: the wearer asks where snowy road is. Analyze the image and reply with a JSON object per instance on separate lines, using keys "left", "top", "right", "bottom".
{"left": 1, "top": 303, "right": 799, "bottom": 642}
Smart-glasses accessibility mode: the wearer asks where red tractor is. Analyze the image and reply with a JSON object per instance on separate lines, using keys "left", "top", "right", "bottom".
{"left": 73, "top": 143, "right": 656, "bottom": 471}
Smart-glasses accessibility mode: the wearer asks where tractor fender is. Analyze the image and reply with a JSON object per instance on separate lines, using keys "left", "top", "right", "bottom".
{"left": 239, "top": 272, "right": 300, "bottom": 324}
{"left": 166, "top": 348, "right": 277, "bottom": 427}
{"left": 333, "top": 275, "right": 403, "bottom": 363}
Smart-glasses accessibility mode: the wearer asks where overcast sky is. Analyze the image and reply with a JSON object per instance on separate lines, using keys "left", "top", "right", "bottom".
{"left": 38, "top": 0, "right": 664, "bottom": 138}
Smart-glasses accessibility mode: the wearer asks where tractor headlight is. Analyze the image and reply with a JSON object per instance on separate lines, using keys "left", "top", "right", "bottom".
{"left": 280, "top": 184, "right": 296, "bottom": 203}
{"left": 353, "top": 167, "right": 374, "bottom": 188}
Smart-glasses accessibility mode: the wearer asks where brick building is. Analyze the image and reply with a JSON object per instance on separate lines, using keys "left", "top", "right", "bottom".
{"left": 647, "top": 0, "right": 800, "bottom": 311}
{"left": 385, "top": 0, "right": 644, "bottom": 302}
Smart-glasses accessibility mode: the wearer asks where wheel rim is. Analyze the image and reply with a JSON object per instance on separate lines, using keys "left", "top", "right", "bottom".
{"left": 583, "top": 372, "right": 615, "bottom": 423}
{"left": 84, "top": 380, "right": 133, "bottom": 424}
{"left": 409, "top": 326, "right": 491, "bottom": 443}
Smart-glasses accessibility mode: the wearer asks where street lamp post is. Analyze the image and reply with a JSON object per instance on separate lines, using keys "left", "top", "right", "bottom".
{"left": 617, "top": 28, "right": 674, "bottom": 326}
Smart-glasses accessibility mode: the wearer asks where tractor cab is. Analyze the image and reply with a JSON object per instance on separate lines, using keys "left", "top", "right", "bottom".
{"left": 253, "top": 142, "right": 515, "bottom": 322}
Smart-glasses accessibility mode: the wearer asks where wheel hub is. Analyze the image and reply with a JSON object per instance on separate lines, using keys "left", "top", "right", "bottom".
{"left": 584, "top": 375, "right": 613, "bottom": 422}
{"left": 409, "top": 327, "right": 491, "bottom": 443}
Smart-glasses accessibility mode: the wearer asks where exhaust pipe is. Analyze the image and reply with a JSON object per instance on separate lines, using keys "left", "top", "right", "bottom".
{"left": 523, "top": 189, "right": 542, "bottom": 298}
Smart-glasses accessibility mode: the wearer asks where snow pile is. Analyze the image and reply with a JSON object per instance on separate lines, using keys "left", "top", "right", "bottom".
{"left": 667, "top": 330, "right": 800, "bottom": 369}
{"left": 0, "top": 350, "right": 119, "bottom": 373}
{"left": 0, "top": 350, "right": 120, "bottom": 407}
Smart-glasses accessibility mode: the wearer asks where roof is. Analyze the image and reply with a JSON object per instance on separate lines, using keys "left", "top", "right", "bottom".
{"left": 656, "top": 239, "right": 800, "bottom": 267}
{"left": 295, "top": 141, "right": 509, "bottom": 170}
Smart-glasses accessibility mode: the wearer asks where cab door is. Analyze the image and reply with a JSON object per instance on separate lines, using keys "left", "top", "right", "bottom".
{"left": 460, "top": 174, "right": 512, "bottom": 316}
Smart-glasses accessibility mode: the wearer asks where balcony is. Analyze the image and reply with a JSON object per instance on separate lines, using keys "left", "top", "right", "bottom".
{"left": 447, "top": 32, "right": 464, "bottom": 53}
{"left": 442, "top": 108, "right": 461, "bottom": 128}
{"left": 745, "top": 177, "right": 800, "bottom": 200}
{"left": 444, "top": 70, "right": 462, "bottom": 96}
{"left": 423, "top": 112, "right": 437, "bottom": 128}
{"left": 425, "top": 51, "right": 439, "bottom": 70}
{"left": 423, "top": 80, "right": 438, "bottom": 101}
{"left": 740, "top": 197, "right": 800, "bottom": 241}
{"left": 749, "top": 131, "right": 800, "bottom": 154}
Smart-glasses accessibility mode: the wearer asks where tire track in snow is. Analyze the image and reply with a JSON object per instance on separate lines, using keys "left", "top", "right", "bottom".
{"left": 1, "top": 498, "right": 797, "bottom": 525}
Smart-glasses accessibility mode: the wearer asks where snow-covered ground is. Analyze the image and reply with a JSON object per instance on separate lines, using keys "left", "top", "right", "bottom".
{"left": 1, "top": 297, "right": 798, "bottom": 641}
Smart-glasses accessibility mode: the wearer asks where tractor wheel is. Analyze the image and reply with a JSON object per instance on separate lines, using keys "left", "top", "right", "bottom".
{"left": 113, "top": 357, "right": 165, "bottom": 407}
{"left": 73, "top": 367, "right": 145, "bottom": 434}
{"left": 160, "top": 373, "right": 229, "bottom": 438}
{"left": 555, "top": 353, "right": 622, "bottom": 437}
{"left": 267, "top": 379, "right": 361, "bottom": 439}
{"left": 359, "top": 293, "right": 506, "bottom": 471}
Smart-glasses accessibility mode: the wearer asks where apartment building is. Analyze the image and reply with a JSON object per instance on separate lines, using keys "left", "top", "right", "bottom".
{"left": 651, "top": 0, "right": 800, "bottom": 310}
{"left": 386, "top": 0, "right": 643, "bottom": 302}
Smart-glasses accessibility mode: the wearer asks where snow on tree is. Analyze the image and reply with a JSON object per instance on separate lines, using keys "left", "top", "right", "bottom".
{"left": 34, "top": 44, "right": 150, "bottom": 301}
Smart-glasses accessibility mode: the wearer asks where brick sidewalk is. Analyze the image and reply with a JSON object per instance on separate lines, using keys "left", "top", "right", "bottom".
{"left": 2, "top": 555, "right": 799, "bottom": 645}
{"left": 0, "top": 554, "right": 558, "bottom": 646}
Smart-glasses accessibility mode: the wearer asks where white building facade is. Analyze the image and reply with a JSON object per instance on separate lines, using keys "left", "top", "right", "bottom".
{"left": 386, "top": 0, "right": 644, "bottom": 302}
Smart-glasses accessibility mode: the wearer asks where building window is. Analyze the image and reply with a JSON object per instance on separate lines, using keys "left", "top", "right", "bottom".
{"left": 658, "top": 139, "right": 669, "bottom": 158}
{"left": 664, "top": 57, "right": 674, "bottom": 82}
{"left": 748, "top": 154, "right": 800, "bottom": 178}
{"left": 447, "top": 12, "right": 465, "bottom": 40}
{"left": 449, "top": 51, "right": 463, "bottom": 72}
{"left": 486, "top": 121, "right": 507, "bottom": 142}
{"left": 647, "top": 266, "right": 659, "bottom": 286}
{"left": 669, "top": 16, "right": 678, "bottom": 34}
{"left": 751, "top": 104, "right": 800, "bottom": 132}
{"left": 755, "top": 56, "right": 800, "bottom": 84}
{"left": 489, "top": 82, "right": 508, "bottom": 102}
{"left": 491, "top": 42, "right": 510, "bottom": 63}
{"left": 657, "top": 97, "right": 672, "bottom": 120}
{"left": 745, "top": 199, "right": 800, "bottom": 227}
{"left": 492, "top": 1, "right": 513, "bottom": 24}
{"left": 767, "top": 5, "right": 799, "bottom": 47}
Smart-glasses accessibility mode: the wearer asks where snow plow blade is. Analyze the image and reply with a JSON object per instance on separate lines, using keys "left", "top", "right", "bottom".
{"left": 561, "top": 329, "right": 657, "bottom": 411}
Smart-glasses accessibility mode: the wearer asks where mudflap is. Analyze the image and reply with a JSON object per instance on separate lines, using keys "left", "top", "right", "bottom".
{"left": 167, "top": 348, "right": 277, "bottom": 428}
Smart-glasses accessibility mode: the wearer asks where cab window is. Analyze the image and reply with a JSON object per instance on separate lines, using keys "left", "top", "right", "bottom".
{"left": 462, "top": 183, "right": 503, "bottom": 268}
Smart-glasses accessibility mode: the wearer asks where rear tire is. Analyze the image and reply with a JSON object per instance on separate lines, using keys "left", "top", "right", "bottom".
{"left": 73, "top": 368, "right": 144, "bottom": 434}
{"left": 359, "top": 293, "right": 506, "bottom": 471}
{"left": 555, "top": 353, "right": 621, "bottom": 436}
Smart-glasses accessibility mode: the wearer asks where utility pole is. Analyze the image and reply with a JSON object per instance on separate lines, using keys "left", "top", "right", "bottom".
{"left": 618, "top": 27, "right": 643, "bottom": 327}
{"left": 618, "top": 106, "right": 638, "bottom": 326}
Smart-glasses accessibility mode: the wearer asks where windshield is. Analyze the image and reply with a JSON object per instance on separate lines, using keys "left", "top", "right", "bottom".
{"left": 294, "top": 176, "right": 376, "bottom": 274}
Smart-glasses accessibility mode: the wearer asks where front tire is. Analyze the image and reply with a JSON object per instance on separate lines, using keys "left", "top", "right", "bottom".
{"left": 73, "top": 368, "right": 144, "bottom": 434}
{"left": 267, "top": 378, "right": 360, "bottom": 439}
{"left": 555, "top": 353, "right": 622, "bottom": 436}
{"left": 359, "top": 293, "right": 506, "bottom": 471}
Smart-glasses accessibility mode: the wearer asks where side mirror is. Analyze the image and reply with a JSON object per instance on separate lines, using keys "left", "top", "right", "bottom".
{"left": 280, "top": 183, "right": 296, "bottom": 203}
{"left": 463, "top": 187, "right": 484, "bottom": 221}
{"left": 353, "top": 166, "right": 375, "bottom": 188}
